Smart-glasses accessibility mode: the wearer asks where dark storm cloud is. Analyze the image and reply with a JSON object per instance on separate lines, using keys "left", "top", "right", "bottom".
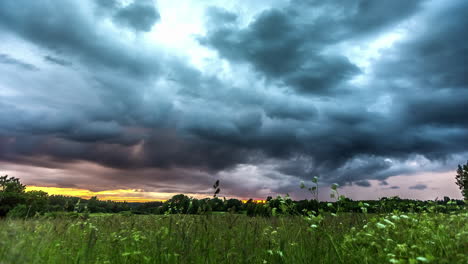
{"left": 94, "top": 0, "right": 160, "bottom": 32}
{"left": 354, "top": 180, "right": 371, "bottom": 187}
{"left": 0, "top": 0, "right": 161, "bottom": 76}
{"left": 200, "top": 0, "right": 425, "bottom": 94}
{"left": 0, "top": 53, "right": 38, "bottom": 71}
{"left": 374, "top": 2, "right": 468, "bottom": 90}
{"left": 199, "top": 9, "right": 359, "bottom": 94}
{"left": 409, "top": 184, "right": 427, "bottom": 190}
{"left": 379, "top": 181, "right": 389, "bottom": 186}
{"left": 0, "top": 0, "right": 467, "bottom": 198}
{"left": 113, "top": 1, "right": 160, "bottom": 32}
{"left": 44, "top": 56, "right": 72, "bottom": 67}
{"left": 0, "top": 0, "right": 175, "bottom": 144}
{"left": 95, "top": 0, "right": 118, "bottom": 10}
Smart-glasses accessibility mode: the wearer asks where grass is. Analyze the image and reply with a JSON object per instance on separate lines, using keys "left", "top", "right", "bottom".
{"left": 0, "top": 211, "right": 467, "bottom": 264}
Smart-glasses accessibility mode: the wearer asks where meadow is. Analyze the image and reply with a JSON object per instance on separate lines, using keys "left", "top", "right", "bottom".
{"left": 1, "top": 210, "right": 467, "bottom": 264}
{"left": 1, "top": 175, "right": 468, "bottom": 263}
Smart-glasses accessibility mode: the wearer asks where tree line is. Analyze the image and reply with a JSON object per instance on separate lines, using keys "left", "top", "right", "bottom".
{"left": 1, "top": 173, "right": 465, "bottom": 219}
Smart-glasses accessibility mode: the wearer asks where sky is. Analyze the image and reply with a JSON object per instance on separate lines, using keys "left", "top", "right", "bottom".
{"left": 0, "top": 0, "right": 467, "bottom": 201}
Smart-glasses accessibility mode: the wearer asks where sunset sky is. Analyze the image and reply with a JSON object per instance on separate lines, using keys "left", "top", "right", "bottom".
{"left": 0, "top": 0, "right": 467, "bottom": 201}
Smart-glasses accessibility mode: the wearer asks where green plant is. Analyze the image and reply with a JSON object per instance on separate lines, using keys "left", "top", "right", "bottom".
{"left": 213, "top": 180, "right": 220, "bottom": 198}
{"left": 300, "top": 176, "right": 320, "bottom": 201}
{"left": 0, "top": 175, "right": 27, "bottom": 216}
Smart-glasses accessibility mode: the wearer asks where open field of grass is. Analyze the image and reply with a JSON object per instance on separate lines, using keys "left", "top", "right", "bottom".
{"left": 1, "top": 211, "right": 467, "bottom": 264}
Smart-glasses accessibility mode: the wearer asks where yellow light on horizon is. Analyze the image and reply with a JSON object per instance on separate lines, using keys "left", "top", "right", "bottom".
{"left": 25, "top": 186, "right": 166, "bottom": 203}
{"left": 25, "top": 186, "right": 266, "bottom": 203}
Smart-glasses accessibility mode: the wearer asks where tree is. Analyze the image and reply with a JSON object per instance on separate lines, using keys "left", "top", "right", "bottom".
{"left": 87, "top": 196, "right": 101, "bottom": 213}
{"left": 166, "top": 194, "right": 191, "bottom": 214}
{"left": 25, "top": 190, "right": 49, "bottom": 216}
{"left": 226, "top": 198, "right": 242, "bottom": 212}
{"left": 0, "top": 175, "right": 25, "bottom": 193}
{"left": 0, "top": 175, "right": 27, "bottom": 216}
{"left": 455, "top": 161, "right": 468, "bottom": 200}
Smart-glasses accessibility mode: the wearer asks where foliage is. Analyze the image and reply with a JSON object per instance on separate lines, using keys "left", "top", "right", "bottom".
{"left": 213, "top": 180, "right": 220, "bottom": 198}
{"left": 0, "top": 211, "right": 466, "bottom": 264}
{"left": 1, "top": 174, "right": 465, "bottom": 219}
{"left": 0, "top": 175, "right": 26, "bottom": 193}
{"left": 0, "top": 174, "right": 467, "bottom": 263}
{"left": 455, "top": 160, "right": 468, "bottom": 200}
{"left": 0, "top": 175, "right": 27, "bottom": 216}
{"left": 6, "top": 204, "right": 29, "bottom": 218}
{"left": 342, "top": 212, "right": 468, "bottom": 263}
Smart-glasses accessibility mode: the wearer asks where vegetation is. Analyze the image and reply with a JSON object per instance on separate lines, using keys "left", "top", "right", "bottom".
{"left": 456, "top": 160, "right": 468, "bottom": 200}
{"left": 0, "top": 209, "right": 466, "bottom": 263}
{"left": 0, "top": 174, "right": 467, "bottom": 263}
{"left": 0, "top": 174, "right": 464, "bottom": 218}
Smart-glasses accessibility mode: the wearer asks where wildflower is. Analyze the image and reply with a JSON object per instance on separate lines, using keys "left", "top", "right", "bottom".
{"left": 383, "top": 219, "right": 395, "bottom": 227}
{"left": 376, "top": 223, "right": 386, "bottom": 229}
{"left": 416, "top": 257, "right": 429, "bottom": 263}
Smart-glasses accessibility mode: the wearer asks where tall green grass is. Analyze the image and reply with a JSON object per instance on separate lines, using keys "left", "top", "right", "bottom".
{"left": 0, "top": 211, "right": 466, "bottom": 264}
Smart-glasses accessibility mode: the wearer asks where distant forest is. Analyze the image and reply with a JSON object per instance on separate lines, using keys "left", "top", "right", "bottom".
{"left": 1, "top": 175, "right": 465, "bottom": 218}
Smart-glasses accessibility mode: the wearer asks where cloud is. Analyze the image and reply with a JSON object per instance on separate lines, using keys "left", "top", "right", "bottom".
{"left": 409, "top": 184, "right": 428, "bottom": 190}
{"left": 95, "top": 0, "right": 118, "bottom": 10}
{"left": 0, "top": 0, "right": 162, "bottom": 76}
{"left": 379, "top": 180, "right": 389, "bottom": 186}
{"left": 199, "top": 9, "right": 359, "bottom": 94}
{"left": 44, "top": 56, "right": 72, "bottom": 66}
{"left": 199, "top": 0, "right": 425, "bottom": 95}
{"left": 113, "top": 1, "right": 160, "bottom": 32}
{"left": 0, "top": 53, "right": 38, "bottom": 71}
{"left": 354, "top": 180, "right": 371, "bottom": 187}
{"left": 0, "top": 0, "right": 466, "bottom": 199}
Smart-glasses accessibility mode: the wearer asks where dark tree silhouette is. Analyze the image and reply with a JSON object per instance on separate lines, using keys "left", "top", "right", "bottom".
{"left": 455, "top": 161, "right": 468, "bottom": 200}
{"left": 0, "top": 175, "right": 27, "bottom": 216}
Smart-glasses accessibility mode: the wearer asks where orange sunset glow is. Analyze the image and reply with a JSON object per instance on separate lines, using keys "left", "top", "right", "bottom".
{"left": 25, "top": 186, "right": 267, "bottom": 203}
{"left": 26, "top": 186, "right": 169, "bottom": 202}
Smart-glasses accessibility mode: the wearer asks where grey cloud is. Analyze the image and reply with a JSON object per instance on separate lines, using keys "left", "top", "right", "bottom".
{"left": 113, "top": 1, "right": 160, "bottom": 32}
{"left": 0, "top": 53, "right": 38, "bottom": 71}
{"left": 0, "top": 0, "right": 467, "bottom": 199}
{"left": 94, "top": 0, "right": 160, "bottom": 33}
{"left": 205, "top": 6, "right": 237, "bottom": 26}
{"left": 200, "top": 0, "right": 425, "bottom": 95}
{"left": 0, "top": 0, "right": 161, "bottom": 76}
{"left": 95, "top": 0, "right": 118, "bottom": 10}
{"left": 199, "top": 9, "right": 359, "bottom": 94}
{"left": 409, "top": 184, "right": 427, "bottom": 190}
{"left": 354, "top": 180, "right": 371, "bottom": 187}
{"left": 44, "top": 55, "right": 72, "bottom": 66}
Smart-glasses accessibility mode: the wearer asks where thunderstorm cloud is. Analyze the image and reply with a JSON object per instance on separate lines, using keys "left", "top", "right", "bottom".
{"left": 0, "top": 0, "right": 466, "bottom": 199}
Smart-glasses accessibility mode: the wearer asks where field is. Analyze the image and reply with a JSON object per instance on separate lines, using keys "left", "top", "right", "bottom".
{"left": 1, "top": 211, "right": 467, "bottom": 264}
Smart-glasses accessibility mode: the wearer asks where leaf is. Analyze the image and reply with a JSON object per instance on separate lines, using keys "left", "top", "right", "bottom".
{"left": 300, "top": 181, "right": 305, "bottom": 189}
